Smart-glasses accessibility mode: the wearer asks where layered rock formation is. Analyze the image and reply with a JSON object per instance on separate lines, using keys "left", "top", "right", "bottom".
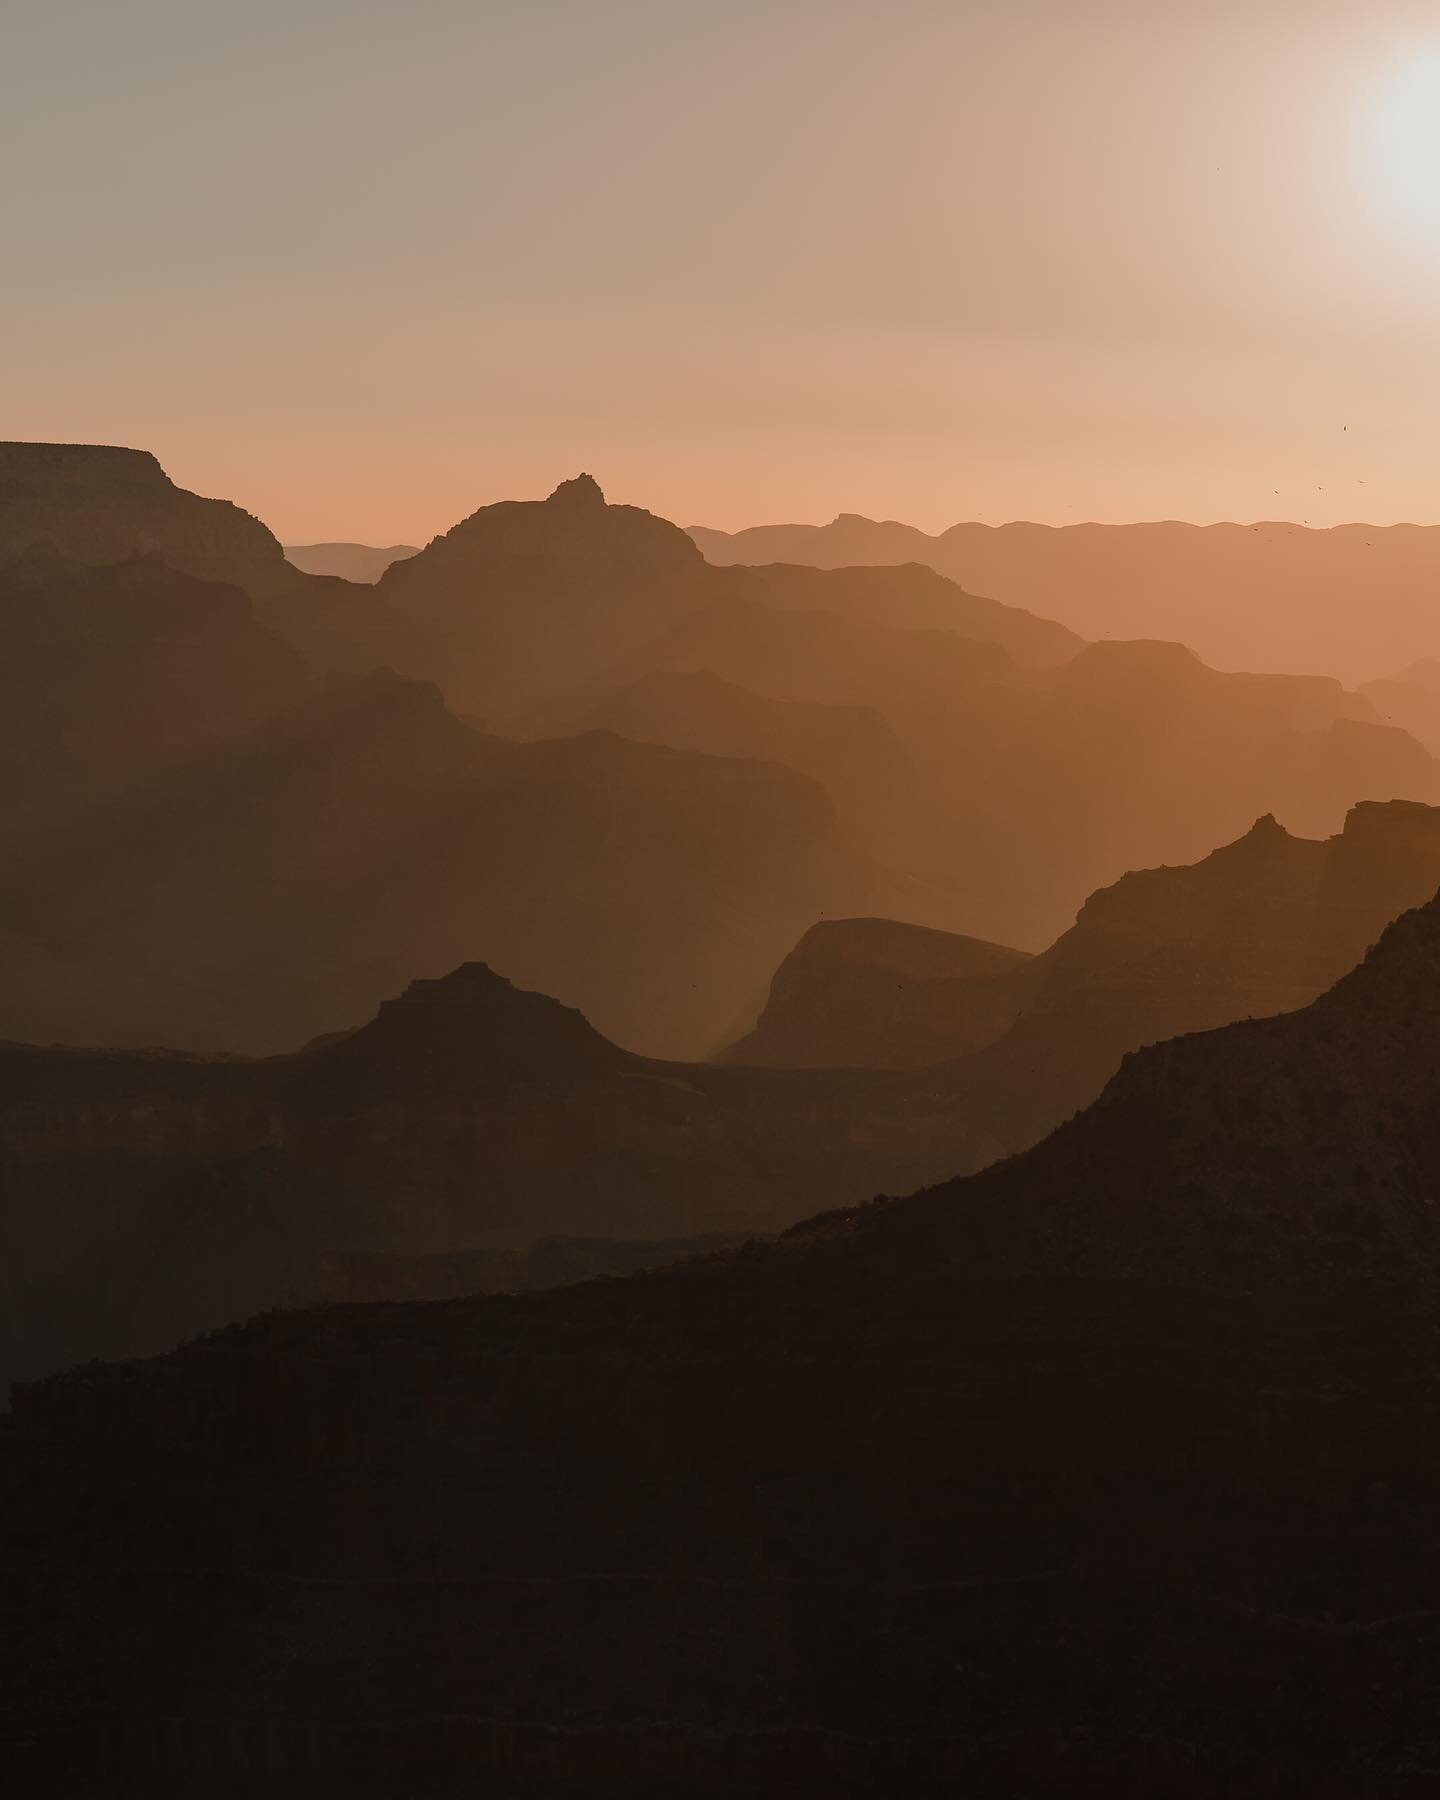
{"left": 10, "top": 877, "right": 1440, "bottom": 1793}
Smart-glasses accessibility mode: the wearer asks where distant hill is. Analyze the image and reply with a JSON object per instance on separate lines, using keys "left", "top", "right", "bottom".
{"left": 0, "top": 440, "right": 402, "bottom": 675}
{"left": 0, "top": 543, "right": 309, "bottom": 833}
{"left": 10, "top": 446, "right": 1440, "bottom": 964}
{"left": 721, "top": 915, "right": 1032, "bottom": 1067}
{"left": 0, "top": 961, "right": 1002, "bottom": 1394}
{"left": 722, "top": 800, "right": 1440, "bottom": 1168}
{"left": 0, "top": 665, "right": 911, "bottom": 1060}
{"left": 283, "top": 541, "right": 418, "bottom": 582}
{"left": 691, "top": 512, "right": 1440, "bottom": 685}
{"left": 577, "top": 605, "right": 1440, "bottom": 948}
{"left": 728, "top": 802, "right": 1440, "bottom": 1073}
{"left": 13, "top": 862, "right": 1440, "bottom": 1791}
{"left": 1359, "top": 659, "right": 1440, "bottom": 754}
{"left": 8, "top": 802, "right": 1440, "bottom": 1399}
{"left": 347, "top": 472, "right": 1083, "bottom": 727}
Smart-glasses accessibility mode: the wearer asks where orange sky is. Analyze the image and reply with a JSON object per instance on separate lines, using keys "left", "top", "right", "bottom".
{"left": 7, "top": 2, "right": 1440, "bottom": 542}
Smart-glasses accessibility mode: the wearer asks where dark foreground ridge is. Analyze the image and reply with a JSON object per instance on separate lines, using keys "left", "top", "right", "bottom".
{"left": 7, "top": 890, "right": 1440, "bottom": 1793}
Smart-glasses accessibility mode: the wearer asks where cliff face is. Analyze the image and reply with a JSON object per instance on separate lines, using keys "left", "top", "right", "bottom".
{"left": 9, "top": 892, "right": 1440, "bottom": 1794}
{"left": 0, "top": 440, "right": 401, "bottom": 675}
{"left": 0, "top": 443, "right": 296, "bottom": 596}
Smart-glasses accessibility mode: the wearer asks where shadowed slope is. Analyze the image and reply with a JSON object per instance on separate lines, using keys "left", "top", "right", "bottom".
{"left": 725, "top": 802, "right": 1440, "bottom": 1166}
{"left": 0, "top": 962, "right": 986, "bottom": 1395}
{"left": 721, "top": 915, "right": 1032, "bottom": 1067}
{"left": 10, "top": 879, "right": 1440, "bottom": 1793}
{"left": 0, "top": 543, "right": 310, "bottom": 833}
{"left": 0, "top": 669, "right": 899, "bottom": 1060}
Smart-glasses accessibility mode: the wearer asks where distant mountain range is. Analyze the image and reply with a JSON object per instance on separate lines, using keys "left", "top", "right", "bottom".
{"left": 722, "top": 800, "right": 1440, "bottom": 1174}
{"left": 727, "top": 802, "right": 1440, "bottom": 1073}
{"left": 12, "top": 832, "right": 1440, "bottom": 1791}
{"left": 5, "top": 441, "right": 1439, "bottom": 1049}
{"left": 690, "top": 511, "right": 1440, "bottom": 686}
{"left": 283, "top": 540, "right": 418, "bottom": 582}
{"left": 7, "top": 799, "right": 1440, "bottom": 1398}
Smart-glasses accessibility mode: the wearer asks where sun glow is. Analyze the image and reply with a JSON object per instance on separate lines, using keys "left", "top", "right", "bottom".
{"left": 1374, "top": 48, "right": 1440, "bottom": 239}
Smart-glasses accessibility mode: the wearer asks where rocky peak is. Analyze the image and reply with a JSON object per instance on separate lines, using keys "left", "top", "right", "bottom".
{"left": 317, "top": 962, "right": 629, "bottom": 1088}
{"left": 547, "top": 472, "right": 606, "bottom": 508}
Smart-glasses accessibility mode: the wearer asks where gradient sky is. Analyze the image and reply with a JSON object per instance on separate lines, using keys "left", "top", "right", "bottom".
{"left": 5, "top": 0, "right": 1440, "bottom": 542}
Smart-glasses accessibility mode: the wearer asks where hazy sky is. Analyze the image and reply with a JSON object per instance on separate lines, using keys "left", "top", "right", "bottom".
{"left": 5, "top": 0, "right": 1440, "bottom": 541}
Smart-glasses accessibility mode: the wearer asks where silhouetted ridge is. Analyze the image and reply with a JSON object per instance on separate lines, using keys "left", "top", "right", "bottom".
{"left": 691, "top": 510, "right": 1440, "bottom": 684}
{"left": 283, "top": 542, "right": 418, "bottom": 583}
{"left": 15, "top": 873, "right": 1440, "bottom": 1791}
{"left": 547, "top": 471, "right": 606, "bottom": 508}
{"left": 324, "top": 961, "right": 627, "bottom": 1082}
{"left": 401, "top": 472, "right": 701, "bottom": 571}
{"left": 0, "top": 441, "right": 168, "bottom": 486}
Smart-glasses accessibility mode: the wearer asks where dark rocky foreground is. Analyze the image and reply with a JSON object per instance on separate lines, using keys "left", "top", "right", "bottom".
{"left": 8, "top": 895, "right": 1440, "bottom": 1792}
